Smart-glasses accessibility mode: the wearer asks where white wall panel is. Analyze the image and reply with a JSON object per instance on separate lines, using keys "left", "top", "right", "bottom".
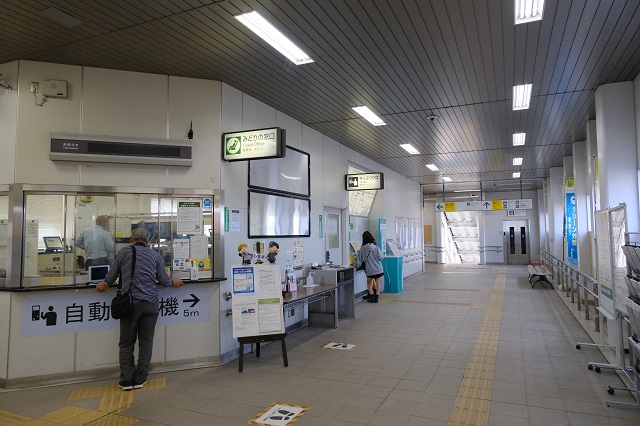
{"left": 167, "top": 76, "right": 221, "bottom": 189}
{"left": 220, "top": 83, "right": 246, "bottom": 210}
{"left": 9, "top": 294, "right": 75, "bottom": 378}
{"left": 304, "top": 125, "right": 324, "bottom": 213}
{"left": 242, "top": 93, "right": 276, "bottom": 129}
{"left": 75, "top": 329, "right": 119, "bottom": 371}
{"left": 15, "top": 61, "right": 83, "bottom": 184}
{"left": 277, "top": 111, "right": 302, "bottom": 150}
{"left": 0, "top": 61, "right": 18, "bottom": 184}
{"left": 166, "top": 284, "right": 217, "bottom": 360}
{"left": 83, "top": 67, "right": 167, "bottom": 138}
{"left": 323, "top": 137, "right": 345, "bottom": 208}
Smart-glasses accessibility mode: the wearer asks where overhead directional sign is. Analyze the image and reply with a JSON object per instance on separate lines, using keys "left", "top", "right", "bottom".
{"left": 435, "top": 198, "right": 533, "bottom": 212}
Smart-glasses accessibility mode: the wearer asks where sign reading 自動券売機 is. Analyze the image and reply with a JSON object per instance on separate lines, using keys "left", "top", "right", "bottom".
{"left": 222, "top": 127, "right": 285, "bottom": 161}
{"left": 345, "top": 173, "right": 384, "bottom": 190}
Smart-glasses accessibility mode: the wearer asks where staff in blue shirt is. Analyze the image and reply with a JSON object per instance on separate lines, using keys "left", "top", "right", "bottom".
{"left": 96, "top": 227, "right": 183, "bottom": 391}
{"left": 77, "top": 215, "right": 114, "bottom": 269}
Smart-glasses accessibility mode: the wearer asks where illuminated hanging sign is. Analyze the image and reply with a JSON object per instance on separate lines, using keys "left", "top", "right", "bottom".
{"left": 222, "top": 127, "right": 285, "bottom": 161}
{"left": 345, "top": 173, "right": 384, "bottom": 190}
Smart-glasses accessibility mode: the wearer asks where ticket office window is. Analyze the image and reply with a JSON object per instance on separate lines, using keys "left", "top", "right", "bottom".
{"left": 23, "top": 193, "right": 78, "bottom": 287}
{"left": 20, "top": 191, "right": 214, "bottom": 288}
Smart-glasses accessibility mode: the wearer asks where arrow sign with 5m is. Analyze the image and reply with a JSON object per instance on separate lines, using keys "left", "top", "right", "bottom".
{"left": 183, "top": 293, "right": 200, "bottom": 308}
{"left": 435, "top": 203, "right": 444, "bottom": 211}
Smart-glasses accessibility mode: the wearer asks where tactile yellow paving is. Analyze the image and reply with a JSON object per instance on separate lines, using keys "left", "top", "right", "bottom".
{"left": 0, "top": 412, "right": 32, "bottom": 424}
{"left": 447, "top": 274, "right": 505, "bottom": 426}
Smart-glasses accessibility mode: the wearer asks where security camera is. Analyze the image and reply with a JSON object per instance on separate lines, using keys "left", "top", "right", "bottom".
{"left": 427, "top": 115, "right": 438, "bottom": 122}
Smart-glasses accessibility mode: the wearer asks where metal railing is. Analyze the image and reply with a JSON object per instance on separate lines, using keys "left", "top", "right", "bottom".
{"left": 540, "top": 249, "right": 601, "bottom": 332}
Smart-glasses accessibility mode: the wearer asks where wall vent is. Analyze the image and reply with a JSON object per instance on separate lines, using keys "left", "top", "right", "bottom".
{"left": 50, "top": 133, "right": 192, "bottom": 166}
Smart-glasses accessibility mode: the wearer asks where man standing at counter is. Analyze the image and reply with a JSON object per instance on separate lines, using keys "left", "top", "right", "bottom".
{"left": 77, "top": 215, "right": 114, "bottom": 269}
{"left": 96, "top": 227, "right": 183, "bottom": 391}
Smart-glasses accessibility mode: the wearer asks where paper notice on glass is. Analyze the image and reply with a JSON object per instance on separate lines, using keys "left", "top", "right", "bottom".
{"left": 190, "top": 235, "right": 208, "bottom": 259}
{"left": 231, "top": 209, "right": 241, "bottom": 232}
{"left": 115, "top": 217, "right": 132, "bottom": 239}
{"left": 177, "top": 200, "right": 203, "bottom": 234}
{"left": 258, "top": 298, "right": 284, "bottom": 334}
{"left": 172, "top": 238, "right": 190, "bottom": 271}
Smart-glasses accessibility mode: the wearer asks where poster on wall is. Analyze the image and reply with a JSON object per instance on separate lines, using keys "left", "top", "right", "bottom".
{"left": 595, "top": 209, "right": 614, "bottom": 314}
{"left": 177, "top": 200, "right": 203, "bottom": 234}
{"left": 293, "top": 239, "right": 304, "bottom": 270}
{"left": 231, "top": 264, "right": 284, "bottom": 338}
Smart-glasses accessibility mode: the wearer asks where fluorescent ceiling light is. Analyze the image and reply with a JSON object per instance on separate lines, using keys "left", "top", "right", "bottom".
{"left": 443, "top": 177, "right": 452, "bottom": 182}
{"left": 513, "top": 172, "right": 521, "bottom": 178}
{"left": 513, "top": 157, "right": 523, "bottom": 166}
{"left": 513, "top": 84, "right": 532, "bottom": 110}
{"left": 513, "top": 133, "right": 526, "bottom": 146}
{"left": 352, "top": 106, "right": 386, "bottom": 126}
{"left": 453, "top": 190, "right": 481, "bottom": 193}
{"left": 426, "top": 164, "right": 439, "bottom": 171}
{"left": 235, "top": 11, "right": 314, "bottom": 65}
{"left": 515, "top": 0, "right": 545, "bottom": 24}
{"left": 399, "top": 144, "right": 419, "bottom": 155}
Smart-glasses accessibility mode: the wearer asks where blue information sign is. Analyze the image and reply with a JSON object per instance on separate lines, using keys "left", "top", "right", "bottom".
{"left": 566, "top": 192, "right": 578, "bottom": 265}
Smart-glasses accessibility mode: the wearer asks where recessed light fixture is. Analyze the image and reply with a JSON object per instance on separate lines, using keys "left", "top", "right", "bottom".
{"left": 443, "top": 177, "right": 452, "bottom": 182}
{"left": 515, "top": 0, "right": 545, "bottom": 25}
{"left": 513, "top": 133, "right": 526, "bottom": 146}
{"left": 399, "top": 144, "right": 419, "bottom": 154}
{"left": 513, "top": 157, "right": 523, "bottom": 166}
{"left": 513, "top": 84, "right": 532, "bottom": 110}
{"left": 235, "top": 11, "right": 314, "bottom": 65}
{"left": 513, "top": 172, "right": 521, "bottom": 178}
{"left": 352, "top": 106, "right": 386, "bottom": 126}
{"left": 426, "top": 164, "right": 439, "bottom": 171}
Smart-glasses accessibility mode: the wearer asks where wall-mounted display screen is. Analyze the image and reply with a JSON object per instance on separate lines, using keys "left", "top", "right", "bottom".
{"left": 249, "top": 146, "right": 310, "bottom": 197}
{"left": 249, "top": 190, "right": 310, "bottom": 238}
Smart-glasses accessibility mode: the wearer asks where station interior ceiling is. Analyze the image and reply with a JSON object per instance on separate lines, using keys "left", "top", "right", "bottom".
{"left": 2, "top": 1, "right": 640, "bottom": 198}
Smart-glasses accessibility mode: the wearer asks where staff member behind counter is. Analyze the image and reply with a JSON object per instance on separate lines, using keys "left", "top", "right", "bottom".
{"left": 76, "top": 215, "right": 114, "bottom": 269}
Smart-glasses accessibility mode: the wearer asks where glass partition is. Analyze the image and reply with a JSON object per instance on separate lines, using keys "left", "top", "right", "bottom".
{"left": 13, "top": 186, "right": 220, "bottom": 288}
{"left": 0, "top": 193, "right": 8, "bottom": 285}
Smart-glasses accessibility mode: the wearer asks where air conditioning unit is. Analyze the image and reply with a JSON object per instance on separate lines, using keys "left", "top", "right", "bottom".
{"left": 49, "top": 133, "right": 192, "bottom": 166}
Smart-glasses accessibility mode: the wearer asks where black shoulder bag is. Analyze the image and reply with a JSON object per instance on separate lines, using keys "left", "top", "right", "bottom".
{"left": 111, "top": 246, "right": 137, "bottom": 319}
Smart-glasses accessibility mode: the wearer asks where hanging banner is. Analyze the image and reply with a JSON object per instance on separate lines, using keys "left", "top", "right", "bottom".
{"left": 566, "top": 192, "right": 578, "bottom": 265}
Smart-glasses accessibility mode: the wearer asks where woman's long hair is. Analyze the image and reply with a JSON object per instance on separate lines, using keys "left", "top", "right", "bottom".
{"left": 362, "top": 231, "right": 376, "bottom": 246}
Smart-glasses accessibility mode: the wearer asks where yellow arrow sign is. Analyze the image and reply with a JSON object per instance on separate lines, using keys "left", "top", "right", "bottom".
{"left": 444, "top": 202, "right": 456, "bottom": 212}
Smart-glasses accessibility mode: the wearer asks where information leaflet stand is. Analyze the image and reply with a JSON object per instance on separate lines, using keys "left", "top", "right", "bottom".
{"left": 231, "top": 264, "right": 287, "bottom": 372}
{"left": 580, "top": 204, "right": 627, "bottom": 374}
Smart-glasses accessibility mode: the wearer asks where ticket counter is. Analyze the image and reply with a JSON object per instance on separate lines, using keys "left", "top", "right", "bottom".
{"left": 0, "top": 185, "right": 226, "bottom": 388}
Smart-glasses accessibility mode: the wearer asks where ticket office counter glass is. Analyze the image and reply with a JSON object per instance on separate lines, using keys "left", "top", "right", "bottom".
{"left": 0, "top": 190, "right": 9, "bottom": 286}
{"left": 8, "top": 186, "right": 221, "bottom": 289}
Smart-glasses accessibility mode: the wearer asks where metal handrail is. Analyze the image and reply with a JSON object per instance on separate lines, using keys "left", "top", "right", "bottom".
{"left": 539, "top": 249, "right": 601, "bottom": 332}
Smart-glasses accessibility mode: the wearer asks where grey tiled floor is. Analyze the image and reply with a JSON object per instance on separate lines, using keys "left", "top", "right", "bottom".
{"left": 1, "top": 264, "right": 639, "bottom": 425}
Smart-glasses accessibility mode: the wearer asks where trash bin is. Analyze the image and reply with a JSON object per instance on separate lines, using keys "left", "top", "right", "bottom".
{"left": 382, "top": 256, "right": 403, "bottom": 293}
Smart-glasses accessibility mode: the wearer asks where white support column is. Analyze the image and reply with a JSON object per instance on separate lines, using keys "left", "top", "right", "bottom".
{"left": 573, "top": 142, "right": 591, "bottom": 274}
{"left": 586, "top": 120, "right": 598, "bottom": 277}
{"left": 549, "top": 167, "right": 565, "bottom": 259}
{"left": 595, "top": 82, "right": 639, "bottom": 233}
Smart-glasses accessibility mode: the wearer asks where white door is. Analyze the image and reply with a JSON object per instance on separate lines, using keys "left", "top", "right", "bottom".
{"left": 324, "top": 207, "right": 344, "bottom": 265}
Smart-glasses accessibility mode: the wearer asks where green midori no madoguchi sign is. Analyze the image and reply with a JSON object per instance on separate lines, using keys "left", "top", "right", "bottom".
{"left": 222, "top": 127, "right": 285, "bottom": 161}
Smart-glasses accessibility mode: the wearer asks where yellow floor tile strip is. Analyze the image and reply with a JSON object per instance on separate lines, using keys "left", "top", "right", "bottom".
{"left": 448, "top": 274, "right": 505, "bottom": 426}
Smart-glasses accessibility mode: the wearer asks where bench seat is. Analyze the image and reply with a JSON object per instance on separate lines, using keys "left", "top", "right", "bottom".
{"left": 528, "top": 264, "right": 552, "bottom": 288}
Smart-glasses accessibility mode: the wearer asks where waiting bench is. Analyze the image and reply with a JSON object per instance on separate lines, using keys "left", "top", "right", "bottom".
{"left": 528, "top": 263, "right": 553, "bottom": 288}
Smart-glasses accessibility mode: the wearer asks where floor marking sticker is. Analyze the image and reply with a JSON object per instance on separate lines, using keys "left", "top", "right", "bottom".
{"left": 321, "top": 342, "right": 356, "bottom": 350}
{"left": 249, "top": 402, "right": 309, "bottom": 425}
